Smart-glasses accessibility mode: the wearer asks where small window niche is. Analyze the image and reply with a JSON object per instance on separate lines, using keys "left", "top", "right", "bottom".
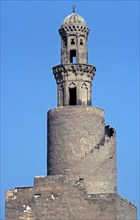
{"left": 69, "top": 87, "right": 77, "bottom": 105}
{"left": 70, "top": 50, "right": 76, "bottom": 63}
{"left": 80, "top": 39, "right": 83, "bottom": 45}
{"left": 71, "top": 39, "right": 75, "bottom": 45}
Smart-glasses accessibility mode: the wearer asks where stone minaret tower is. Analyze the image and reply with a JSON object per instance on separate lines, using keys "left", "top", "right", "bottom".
{"left": 47, "top": 9, "right": 116, "bottom": 195}
{"left": 53, "top": 8, "right": 95, "bottom": 107}
{"left": 6, "top": 9, "right": 137, "bottom": 220}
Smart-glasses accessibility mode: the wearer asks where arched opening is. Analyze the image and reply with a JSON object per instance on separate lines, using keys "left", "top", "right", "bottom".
{"left": 70, "top": 50, "right": 76, "bottom": 63}
{"left": 69, "top": 87, "right": 77, "bottom": 105}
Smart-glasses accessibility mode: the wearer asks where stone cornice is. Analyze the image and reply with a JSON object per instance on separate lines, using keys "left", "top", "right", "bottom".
{"left": 59, "top": 25, "right": 89, "bottom": 37}
{"left": 53, "top": 64, "right": 96, "bottom": 75}
{"left": 53, "top": 64, "right": 96, "bottom": 82}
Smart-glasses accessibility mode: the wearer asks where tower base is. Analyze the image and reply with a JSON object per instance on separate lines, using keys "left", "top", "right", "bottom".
{"left": 6, "top": 175, "right": 137, "bottom": 220}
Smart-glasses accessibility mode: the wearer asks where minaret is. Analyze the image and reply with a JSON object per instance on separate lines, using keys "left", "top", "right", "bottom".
{"left": 53, "top": 8, "right": 96, "bottom": 107}
{"left": 47, "top": 9, "right": 117, "bottom": 194}
{"left": 6, "top": 9, "right": 137, "bottom": 220}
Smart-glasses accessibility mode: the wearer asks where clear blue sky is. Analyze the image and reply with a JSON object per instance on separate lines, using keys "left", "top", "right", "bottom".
{"left": 1, "top": 1, "right": 139, "bottom": 219}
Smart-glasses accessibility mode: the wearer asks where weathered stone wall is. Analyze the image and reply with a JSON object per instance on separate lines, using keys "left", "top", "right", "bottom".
{"left": 6, "top": 175, "right": 137, "bottom": 220}
{"left": 116, "top": 195, "right": 137, "bottom": 220}
{"left": 6, "top": 106, "right": 137, "bottom": 219}
{"left": 47, "top": 106, "right": 117, "bottom": 194}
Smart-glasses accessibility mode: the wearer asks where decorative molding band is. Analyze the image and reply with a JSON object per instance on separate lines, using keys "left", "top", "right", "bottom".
{"left": 59, "top": 25, "right": 89, "bottom": 36}
{"left": 53, "top": 64, "right": 96, "bottom": 78}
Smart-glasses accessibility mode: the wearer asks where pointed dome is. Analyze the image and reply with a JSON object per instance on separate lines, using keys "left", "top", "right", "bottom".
{"left": 62, "top": 13, "right": 86, "bottom": 26}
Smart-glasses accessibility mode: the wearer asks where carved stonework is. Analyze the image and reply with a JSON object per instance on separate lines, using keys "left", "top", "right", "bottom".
{"left": 52, "top": 10, "right": 96, "bottom": 107}
{"left": 59, "top": 25, "right": 89, "bottom": 37}
{"left": 53, "top": 64, "right": 96, "bottom": 84}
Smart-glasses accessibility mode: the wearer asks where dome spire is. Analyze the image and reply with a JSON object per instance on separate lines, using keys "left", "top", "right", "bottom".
{"left": 72, "top": 5, "right": 75, "bottom": 13}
